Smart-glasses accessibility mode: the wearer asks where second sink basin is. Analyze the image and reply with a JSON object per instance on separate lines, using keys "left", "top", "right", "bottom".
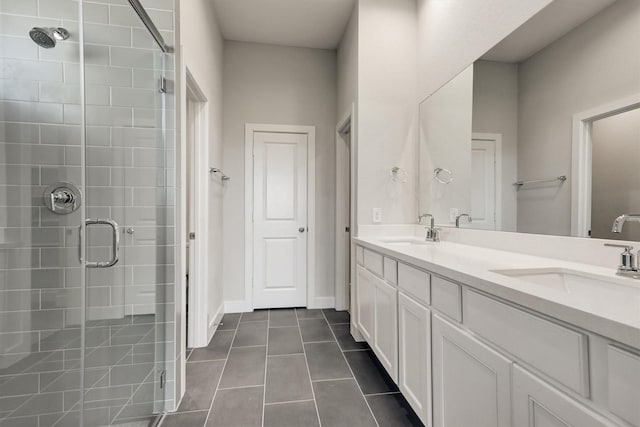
{"left": 491, "top": 267, "right": 640, "bottom": 300}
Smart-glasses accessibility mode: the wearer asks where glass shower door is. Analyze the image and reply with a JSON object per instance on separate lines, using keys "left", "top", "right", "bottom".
{"left": 80, "top": 3, "right": 173, "bottom": 426}
{"left": 0, "top": 0, "right": 174, "bottom": 425}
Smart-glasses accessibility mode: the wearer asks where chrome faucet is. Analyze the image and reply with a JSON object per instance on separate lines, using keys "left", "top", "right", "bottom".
{"left": 419, "top": 213, "right": 440, "bottom": 242}
{"left": 612, "top": 214, "right": 640, "bottom": 233}
{"left": 604, "top": 243, "right": 640, "bottom": 279}
{"left": 455, "top": 213, "right": 472, "bottom": 228}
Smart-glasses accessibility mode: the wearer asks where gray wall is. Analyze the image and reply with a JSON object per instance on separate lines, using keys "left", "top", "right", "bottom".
{"left": 591, "top": 107, "right": 640, "bottom": 241}
{"left": 221, "top": 41, "right": 337, "bottom": 307}
{"left": 472, "top": 60, "right": 518, "bottom": 232}
{"left": 517, "top": 0, "right": 640, "bottom": 235}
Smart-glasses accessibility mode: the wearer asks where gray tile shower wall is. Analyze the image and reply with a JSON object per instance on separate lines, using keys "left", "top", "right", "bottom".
{"left": 0, "top": 0, "right": 176, "bottom": 424}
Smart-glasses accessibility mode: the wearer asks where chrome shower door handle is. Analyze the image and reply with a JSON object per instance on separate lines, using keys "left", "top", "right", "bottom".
{"left": 84, "top": 219, "right": 120, "bottom": 268}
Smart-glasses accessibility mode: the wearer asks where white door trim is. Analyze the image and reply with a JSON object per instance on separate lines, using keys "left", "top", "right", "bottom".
{"left": 571, "top": 94, "right": 640, "bottom": 237}
{"left": 335, "top": 104, "right": 356, "bottom": 311}
{"left": 184, "top": 68, "right": 210, "bottom": 348}
{"left": 245, "top": 124, "right": 316, "bottom": 310}
{"left": 472, "top": 133, "right": 502, "bottom": 230}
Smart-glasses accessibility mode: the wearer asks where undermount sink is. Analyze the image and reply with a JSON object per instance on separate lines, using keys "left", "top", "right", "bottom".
{"left": 491, "top": 267, "right": 640, "bottom": 297}
{"left": 377, "top": 237, "right": 432, "bottom": 247}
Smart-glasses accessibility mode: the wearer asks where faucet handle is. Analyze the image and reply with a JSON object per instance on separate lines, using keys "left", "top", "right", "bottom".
{"left": 605, "top": 243, "right": 636, "bottom": 272}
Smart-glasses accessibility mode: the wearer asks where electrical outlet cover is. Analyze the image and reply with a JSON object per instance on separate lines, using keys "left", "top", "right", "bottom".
{"left": 373, "top": 208, "right": 382, "bottom": 223}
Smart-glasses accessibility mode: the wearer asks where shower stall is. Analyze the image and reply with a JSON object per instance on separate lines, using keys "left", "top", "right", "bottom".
{"left": 1, "top": 0, "right": 176, "bottom": 425}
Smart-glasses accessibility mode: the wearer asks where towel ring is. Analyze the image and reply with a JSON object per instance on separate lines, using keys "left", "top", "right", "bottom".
{"left": 434, "top": 168, "right": 453, "bottom": 184}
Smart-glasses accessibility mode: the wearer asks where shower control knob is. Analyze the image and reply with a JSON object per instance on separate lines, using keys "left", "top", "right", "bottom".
{"left": 44, "top": 182, "right": 82, "bottom": 215}
{"left": 126, "top": 228, "right": 135, "bottom": 235}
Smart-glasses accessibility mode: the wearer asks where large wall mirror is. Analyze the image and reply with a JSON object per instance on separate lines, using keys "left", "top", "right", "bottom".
{"left": 418, "top": 0, "right": 640, "bottom": 241}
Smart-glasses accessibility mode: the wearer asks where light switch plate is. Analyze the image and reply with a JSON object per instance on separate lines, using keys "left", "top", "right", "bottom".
{"left": 449, "top": 208, "right": 459, "bottom": 223}
{"left": 373, "top": 208, "right": 383, "bottom": 223}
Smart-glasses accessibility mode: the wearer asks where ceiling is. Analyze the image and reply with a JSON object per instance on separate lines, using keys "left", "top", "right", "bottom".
{"left": 482, "top": 0, "right": 618, "bottom": 63}
{"left": 211, "top": 0, "right": 356, "bottom": 50}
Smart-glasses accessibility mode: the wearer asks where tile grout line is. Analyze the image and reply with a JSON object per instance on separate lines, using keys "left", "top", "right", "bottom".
{"left": 296, "top": 308, "right": 323, "bottom": 427}
{"left": 200, "top": 316, "right": 241, "bottom": 427}
{"left": 322, "top": 310, "right": 381, "bottom": 427}
{"left": 261, "top": 310, "right": 270, "bottom": 427}
{"left": 264, "top": 398, "right": 315, "bottom": 406}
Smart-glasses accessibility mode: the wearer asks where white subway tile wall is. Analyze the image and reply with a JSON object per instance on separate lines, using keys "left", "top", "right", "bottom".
{"left": 0, "top": 0, "right": 175, "bottom": 425}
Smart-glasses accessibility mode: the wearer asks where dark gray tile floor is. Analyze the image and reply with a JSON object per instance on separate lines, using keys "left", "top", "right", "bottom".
{"left": 161, "top": 309, "right": 423, "bottom": 427}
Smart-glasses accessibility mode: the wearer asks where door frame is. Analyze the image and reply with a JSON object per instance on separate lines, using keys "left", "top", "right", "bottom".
{"left": 183, "top": 67, "right": 209, "bottom": 348}
{"left": 335, "top": 104, "right": 357, "bottom": 311}
{"left": 244, "top": 124, "right": 316, "bottom": 309}
{"left": 471, "top": 132, "right": 502, "bottom": 230}
{"left": 571, "top": 93, "right": 640, "bottom": 237}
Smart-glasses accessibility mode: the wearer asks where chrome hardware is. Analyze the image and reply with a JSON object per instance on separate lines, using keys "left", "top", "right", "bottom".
{"left": 299, "top": 227, "right": 306, "bottom": 233}
{"left": 612, "top": 214, "right": 640, "bottom": 233}
{"left": 83, "top": 219, "right": 120, "bottom": 268}
{"left": 455, "top": 213, "right": 472, "bottom": 228}
{"left": 159, "top": 76, "right": 167, "bottom": 94}
{"left": 189, "top": 232, "right": 195, "bottom": 240}
{"left": 44, "top": 182, "right": 81, "bottom": 214}
{"left": 604, "top": 243, "right": 639, "bottom": 278}
{"left": 434, "top": 168, "right": 453, "bottom": 184}
{"left": 420, "top": 214, "right": 440, "bottom": 242}
{"left": 513, "top": 175, "right": 566, "bottom": 188}
{"left": 126, "top": 227, "right": 135, "bottom": 235}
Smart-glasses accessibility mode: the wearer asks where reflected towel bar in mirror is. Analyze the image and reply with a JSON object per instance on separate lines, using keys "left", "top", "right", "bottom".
{"left": 513, "top": 175, "right": 566, "bottom": 189}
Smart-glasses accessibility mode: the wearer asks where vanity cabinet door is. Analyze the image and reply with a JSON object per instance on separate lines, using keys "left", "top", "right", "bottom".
{"left": 513, "top": 365, "right": 617, "bottom": 427}
{"left": 373, "top": 275, "right": 398, "bottom": 382}
{"left": 432, "top": 314, "right": 512, "bottom": 427}
{"left": 399, "top": 293, "right": 431, "bottom": 426}
{"left": 356, "top": 265, "right": 374, "bottom": 342}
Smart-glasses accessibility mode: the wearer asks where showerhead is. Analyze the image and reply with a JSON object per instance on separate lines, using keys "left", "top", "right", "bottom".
{"left": 29, "top": 27, "right": 70, "bottom": 49}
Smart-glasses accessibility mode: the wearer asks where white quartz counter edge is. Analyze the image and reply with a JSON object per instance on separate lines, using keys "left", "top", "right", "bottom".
{"left": 354, "top": 237, "right": 640, "bottom": 350}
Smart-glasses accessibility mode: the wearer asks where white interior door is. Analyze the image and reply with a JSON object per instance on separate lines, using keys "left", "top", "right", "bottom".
{"left": 471, "top": 139, "right": 497, "bottom": 230}
{"left": 253, "top": 131, "right": 308, "bottom": 308}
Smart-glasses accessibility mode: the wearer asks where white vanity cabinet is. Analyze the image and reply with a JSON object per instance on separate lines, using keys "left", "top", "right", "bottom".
{"left": 356, "top": 265, "right": 375, "bottom": 342}
{"left": 398, "top": 292, "right": 431, "bottom": 425}
{"left": 372, "top": 274, "right": 398, "bottom": 381}
{"left": 353, "top": 244, "right": 637, "bottom": 427}
{"left": 432, "top": 314, "right": 512, "bottom": 427}
{"left": 512, "top": 365, "right": 617, "bottom": 427}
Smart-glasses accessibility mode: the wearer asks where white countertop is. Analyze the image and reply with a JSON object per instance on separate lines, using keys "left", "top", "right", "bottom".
{"left": 354, "top": 236, "right": 640, "bottom": 349}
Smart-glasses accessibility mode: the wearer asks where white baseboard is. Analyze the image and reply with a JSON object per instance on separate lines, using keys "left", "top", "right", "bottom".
{"left": 208, "top": 303, "right": 224, "bottom": 343}
{"left": 309, "top": 296, "right": 335, "bottom": 309}
{"left": 224, "top": 300, "right": 252, "bottom": 313}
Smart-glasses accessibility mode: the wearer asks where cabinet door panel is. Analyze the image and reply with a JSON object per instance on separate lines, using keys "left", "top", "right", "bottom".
{"left": 399, "top": 293, "right": 431, "bottom": 425}
{"left": 356, "top": 266, "right": 374, "bottom": 342}
{"left": 373, "top": 276, "right": 398, "bottom": 382}
{"left": 432, "top": 314, "right": 512, "bottom": 427}
{"left": 513, "top": 365, "right": 617, "bottom": 427}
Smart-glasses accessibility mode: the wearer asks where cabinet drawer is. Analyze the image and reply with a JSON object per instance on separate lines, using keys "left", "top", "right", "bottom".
{"left": 384, "top": 257, "right": 397, "bottom": 284}
{"left": 356, "top": 246, "right": 364, "bottom": 265}
{"left": 464, "top": 290, "right": 589, "bottom": 396}
{"left": 607, "top": 345, "right": 640, "bottom": 426}
{"left": 364, "top": 249, "right": 384, "bottom": 277}
{"left": 398, "top": 263, "right": 430, "bottom": 305}
{"left": 431, "top": 276, "right": 462, "bottom": 322}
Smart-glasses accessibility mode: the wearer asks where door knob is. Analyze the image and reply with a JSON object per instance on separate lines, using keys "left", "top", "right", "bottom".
{"left": 299, "top": 227, "right": 306, "bottom": 233}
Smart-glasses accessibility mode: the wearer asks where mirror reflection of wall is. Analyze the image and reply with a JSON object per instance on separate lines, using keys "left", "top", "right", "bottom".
{"left": 591, "top": 108, "right": 640, "bottom": 241}
{"left": 419, "top": 0, "right": 640, "bottom": 239}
